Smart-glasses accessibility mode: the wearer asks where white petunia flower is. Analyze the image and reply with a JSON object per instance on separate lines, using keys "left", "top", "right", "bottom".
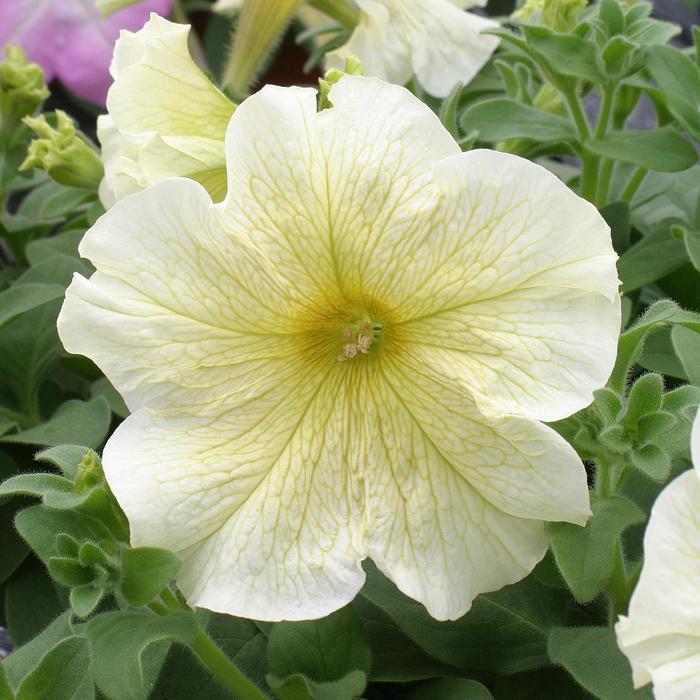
{"left": 59, "top": 76, "right": 620, "bottom": 622}
{"left": 98, "top": 14, "right": 235, "bottom": 207}
{"left": 327, "top": 0, "right": 499, "bottom": 97}
{"left": 616, "top": 410, "right": 700, "bottom": 700}
{"left": 215, "top": 0, "right": 499, "bottom": 97}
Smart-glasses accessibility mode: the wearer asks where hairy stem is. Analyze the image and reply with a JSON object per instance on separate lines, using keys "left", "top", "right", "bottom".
{"left": 190, "top": 631, "right": 269, "bottom": 700}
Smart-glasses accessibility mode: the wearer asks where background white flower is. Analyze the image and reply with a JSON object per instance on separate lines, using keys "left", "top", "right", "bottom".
{"left": 215, "top": 0, "right": 499, "bottom": 97}
{"left": 616, "top": 410, "right": 700, "bottom": 700}
{"left": 328, "top": 0, "right": 499, "bottom": 97}
{"left": 98, "top": 14, "right": 235, "bottom": 207}
{"left": 59, "top": 76, "right": 620, "bottom": 622}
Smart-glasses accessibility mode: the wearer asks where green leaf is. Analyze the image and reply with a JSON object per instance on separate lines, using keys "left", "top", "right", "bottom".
{"left": 47, "top": 557, "right": 94, "bottom": 586}
{"left": 671, "top": 325, "right": 700, "bottom": 385}
{"left": 360, "top": 562, "right": 570, "bottom": 674}
{"left": 268, "top": 605, "right": 370, "bottom": 693}
{"left": 3, "top": 612, "right": 72, "bottom": 691}
{"left": 587, "top": 127, "right": 698, "bottom": 172}
{"left": 598, "top": 425, "right": 632, "bottom": 453}
{"left": 677, "top": 226, "right": 700, "bottom": 271}
{"left": 600, "top": 201, "right": 631, "bottom": 254}
{"left": 547, "top": 496, "right": 644, "bottom": 603}
{"left": 0, "top": 473, "right": 74, "bottom": 506}
{"left": 15, "top": 636, "right": 93, "bottom": 700}
{"left": 592, "top": 388, "right": 623, "bottom": 422}
{"left": 267, "top": 671, "right": 366, "bottom": 700}
{"left": 602, "top": 36, "right": 637, "bottom": 76}
{"left": 15, "top": 255, "right": 88, "bottom": 288}
{"left": 3, "top": 557, "right": 64, "bottom": 647}
{"left": 0, "top": 284, "right": 65, "bottom": 331}
{"left": 636, "top": 411, "right": 676, "bottom": 444}
{"left": 599, "top": 0, "right": 625, "bottom": 35}
{"left": 70, "top": 585, "right": 104, "bottom": 618}
{"left": 625, "top": 17, "right": 679, "bottom": 46}
{"left": 624, "top": 373, "right": 663, "bottom": 426}
{"left": 2, "top": 398, "right": 111, "bottom": 448}
{"left": 353, "top": 596, "right": 457, "bottom": 682}
{"left": 0, "top": 452, "right": 27, "bottom": 584}
{"left": 608, "top": 300, "right": 700, "bottom": 392}
{"left": 630, "top": 444, "right": 671, "bottom": 481}
{"left": 86, "top": 611, "right": 198, "bottom": 700}
{"left": 35, "top": 445, "right": 92, "bottom": 479}
{"left": 461, "top": 98, "right": 576, "bottom": 143}
{"left": 15, "top": 505, "right": 114, "bottom": 565}
{"left": 439, "top": 83, "right": 463, "bottom": 141}
{"left": 120, "top": 547, "right": 181, "bottom": 607}
{"left": 528, "top": 32, "right": 604, "bottom": 83}
{"left": 646, "top": 44, "right": 700, "bottom": 141}
{"left": 25, "top": 229, "right": 85, "bottom": 267}
{"left": 405, "top": 678, "right": 493, "bottom": 700}
{"left": 0, "top": 663, "right": 12, "bottom": 700}
{"left": 618, "top": 226, "right": 687, "bottom": 293}
{"left": 90, "top": 377, "right": 128, "bottom": 418}
{"left": 548, "top": 626, "right": 653, "bottom": 699}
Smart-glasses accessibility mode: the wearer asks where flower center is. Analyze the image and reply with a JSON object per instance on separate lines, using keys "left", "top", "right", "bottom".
{"left": 337, "top": 318, "right": 383, "bottom": 362}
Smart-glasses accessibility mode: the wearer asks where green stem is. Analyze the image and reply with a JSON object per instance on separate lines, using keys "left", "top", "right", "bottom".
{"left": 149, "top": 591, "right": 265, "bottom": 699}
{"left": 596, "top": 159, "right": 614, "bottom": 207}
{"left": 607, "top": 542, "right": 631, "bottom": 620}
{"left": 594, "top": 86, "right": 615, "bottom": 142}
{"left": 621, "top": 167, "right": 647, "bottom": 203}
{"left": 562, "top": 90, "right": 598, "bottom": 202}
{"left": 190, "top": 631, "right": 268, "bottom": 700}
{"left": 308, "top": 0, "right": 360, "bottom": 28}
{"left": 592, "top": 86, "right": 616, "bottom": 206}
{"left": 160, "top": 585, "right": 187, "bottom": 612}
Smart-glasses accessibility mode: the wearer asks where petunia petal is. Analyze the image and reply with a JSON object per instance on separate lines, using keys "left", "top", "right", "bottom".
{"left": 102, "top": 368, "right": 366, "bottom": 621}
{"left": 390, "top": 149, "right": 620, "bottom": 422}
{"left": 58, "top": 178, "right": 306, "bottom": 413}
{"left": 360, "top": 356, "right": 589, "bottom": 620}
{"left": 329, "top": 0, "right": 499, "bottom": 97}
{"left": 223, "top": 77, "right": 459, "bottom": 301}
{"left": 615, "top": 468, "right": 700, "bottom": 700}
{"left": 101, "top": 14, "right": 233, "bottom": 203}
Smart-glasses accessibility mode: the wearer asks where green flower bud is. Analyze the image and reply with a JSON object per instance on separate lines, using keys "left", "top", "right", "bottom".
{"left": 319, "top": 56, "right": 364, "bottom": 110}
{"left": 20, "top": 110, "right": 104, "bottom": 189}
{"left": 74, "top": 449, "right": 105, "bottom": 493}
{"left": 513, "top": 0, "right": 588, "bottom": 32}
{"left": 0, "top": 45, "right": 49, "bottom": 133}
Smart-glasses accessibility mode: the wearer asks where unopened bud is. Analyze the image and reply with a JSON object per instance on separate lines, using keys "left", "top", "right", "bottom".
{"left": 319, "top": 55, "right": 364, "bottom": 110}
{"left": 0, "top": 45, "right": 49, "bottom": 132}
{"left": 21, "top": 110, "right": 104, "bottom": 189}
{"left": 513, "top": 0, "right": 587, "bottom": 32}
{"left": 75, "top": 450, "right": 104, "bottom": 493}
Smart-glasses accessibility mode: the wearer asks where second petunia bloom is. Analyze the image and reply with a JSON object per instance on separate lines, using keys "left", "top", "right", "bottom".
{"left": 58, "top": 76, "right": 620, "bottom": 621}
{"left": 616, "top": 410, "right": 700, "bottom": 699}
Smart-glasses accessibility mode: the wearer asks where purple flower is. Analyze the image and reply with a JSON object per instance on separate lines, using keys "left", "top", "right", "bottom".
{"left": 0, "top": 0, "right": 174, "bottom": 105}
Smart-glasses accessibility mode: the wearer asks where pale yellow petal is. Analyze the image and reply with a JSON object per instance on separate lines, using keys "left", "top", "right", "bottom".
{"left": 59, "top": 178, "right": 306, "bottom": 413}
{"left": 616, "top": 469, "right": 700, "bottom": 700}
{"left": 101, "top": 14, "right": 234, "bottom": 204}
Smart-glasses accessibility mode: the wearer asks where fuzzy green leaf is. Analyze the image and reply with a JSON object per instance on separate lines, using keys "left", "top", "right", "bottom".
{"left": 120, "top": 547, "right": 181, "bottom": 607}
{"left": 461, "top": 98, "right": 576, "bottom": 143}
{"left": 86, "top": 612, "right": 198, "bottom": 700}
{"left": 547, "top": 496, "right": 645, "bottom": 603}
{"left": 1, "top": 398, "right": 111, "bottom": 449}
{"left": 548, "top": 626, "right": 653, "bottom": 699}
{"left": 587, "top": 127, "right": 698, "bottom": 172}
